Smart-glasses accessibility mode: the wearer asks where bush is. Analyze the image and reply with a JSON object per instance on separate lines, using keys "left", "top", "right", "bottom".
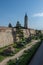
{"left": 0, "top": 55, "right": 5, "bottom": 62}
{"left": 7, "top": 60, "right": 16, "bottom": 65}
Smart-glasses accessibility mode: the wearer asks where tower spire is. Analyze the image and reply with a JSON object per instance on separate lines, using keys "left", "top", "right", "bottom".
{"left": 24, "top": 13, "right": 28, "bottom": 28}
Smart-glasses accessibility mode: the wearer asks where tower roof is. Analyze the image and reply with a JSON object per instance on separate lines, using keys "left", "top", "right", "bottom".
{"left": 25, "top": 13, "right": 27, "bottom": 17}
{"left": 24, "top": 13, "right": 28, "bottom": 28}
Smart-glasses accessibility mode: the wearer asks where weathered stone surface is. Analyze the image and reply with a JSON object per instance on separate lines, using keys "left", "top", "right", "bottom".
{"left": 0, "top": 27, "right": 42, "bottom": 48}
{"left": 0, "top": 28, "right": 13, "bottom": 48}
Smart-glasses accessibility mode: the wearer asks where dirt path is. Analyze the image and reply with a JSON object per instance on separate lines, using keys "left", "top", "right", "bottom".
{"left": 0, "top": 40, "right": 39, "bottom": 65}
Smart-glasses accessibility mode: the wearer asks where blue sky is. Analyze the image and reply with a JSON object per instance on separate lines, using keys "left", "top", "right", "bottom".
{"left": 0, "top": 0, "right": 43, "bottom": 30}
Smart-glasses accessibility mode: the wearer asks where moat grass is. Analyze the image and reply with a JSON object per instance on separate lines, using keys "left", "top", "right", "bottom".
{"left": 0, "top": 42, "right": 26, "bottom": 62}
{"left": 0, "top": 39, "right": 40, "bottom": 62}
{"left": 7, "top": 40, "right": 42, "bottom": 65}
{"left": 0, "top": 55, "right": 5, "bottom": 62}
{"left": 18, "top": 41, "right": 42, "bottom": 65}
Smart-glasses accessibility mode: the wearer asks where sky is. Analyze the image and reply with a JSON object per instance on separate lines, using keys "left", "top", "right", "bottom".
{"left": 0, "top": 0, "right": 43, "bottom": 30}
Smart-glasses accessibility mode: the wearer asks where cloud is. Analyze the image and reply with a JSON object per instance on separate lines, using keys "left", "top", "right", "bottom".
{"left": 33, "top": 13, "right": 43, "bottom": 17}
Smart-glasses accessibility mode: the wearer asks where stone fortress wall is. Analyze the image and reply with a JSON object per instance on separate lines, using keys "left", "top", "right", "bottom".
{"left": 0, "top": 27, "right": 43, "bottom": 48}
{"left": 0, "top": 27, "right": 13, "bottom": 48}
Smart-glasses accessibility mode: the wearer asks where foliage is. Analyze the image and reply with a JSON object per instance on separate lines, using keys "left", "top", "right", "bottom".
{"left": 7, "top": 60, "right": 16, "bottom": 65}
{"left": 0, "top": 55, "right": 5, "bottom": 62}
